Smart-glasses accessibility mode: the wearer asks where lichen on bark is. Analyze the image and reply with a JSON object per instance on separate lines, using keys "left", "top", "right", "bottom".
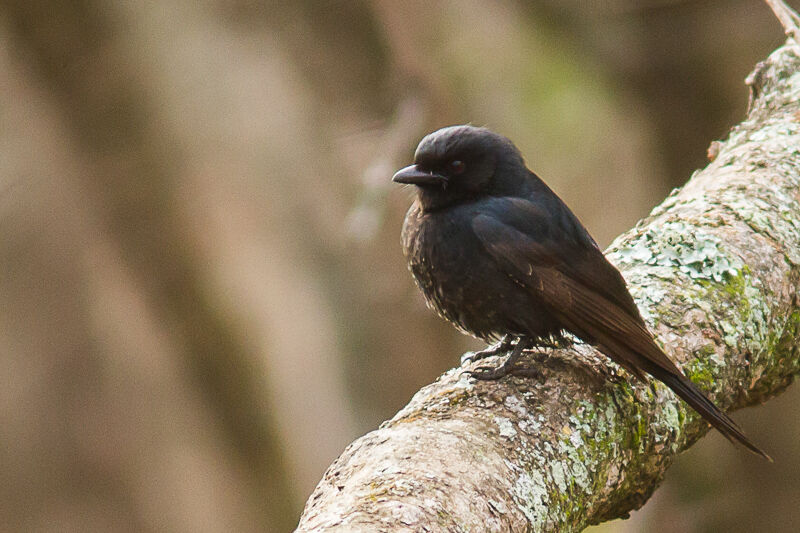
{"left": 295, "top": 39, "right": 800, "bottom": 532}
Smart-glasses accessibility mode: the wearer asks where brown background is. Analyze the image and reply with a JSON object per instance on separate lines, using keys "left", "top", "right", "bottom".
{"left": 0, "top": 1, "right": 797, "bottom": 532}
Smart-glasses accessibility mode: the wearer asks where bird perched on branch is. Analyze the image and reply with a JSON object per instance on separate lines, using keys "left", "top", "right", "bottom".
{"left": 393, "top": 124, "right": 769, "bottom": 460}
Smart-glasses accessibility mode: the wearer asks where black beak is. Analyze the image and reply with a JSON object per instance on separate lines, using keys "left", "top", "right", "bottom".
{"left": 392, "top": 165, "right": 447, "bottom": 187}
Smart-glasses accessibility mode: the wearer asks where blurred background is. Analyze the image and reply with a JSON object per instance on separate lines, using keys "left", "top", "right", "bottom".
{"left": 0, "top": 1, "right": 798, "bottom": 531}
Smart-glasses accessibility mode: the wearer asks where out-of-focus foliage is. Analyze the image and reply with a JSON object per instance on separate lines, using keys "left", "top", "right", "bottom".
{"left": 0, "top": 1, "right": 796, "bottom": 532}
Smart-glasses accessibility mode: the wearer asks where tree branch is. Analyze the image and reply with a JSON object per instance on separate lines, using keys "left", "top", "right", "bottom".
{"left": 295, "top": 38, "right": 800, "bottom": 532}
{"left": 766, "top": 0, "right": 800, "bottom": 40}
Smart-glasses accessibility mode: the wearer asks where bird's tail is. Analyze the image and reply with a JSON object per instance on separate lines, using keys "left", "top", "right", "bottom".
{"left": 646, "top": 364, "right": 772, "bottom": 461}
{"left": 541, "top": 269, "right": 772, "bottom": 460}
{"left": 589, "top": 324, "right": 773, "bottom": 461}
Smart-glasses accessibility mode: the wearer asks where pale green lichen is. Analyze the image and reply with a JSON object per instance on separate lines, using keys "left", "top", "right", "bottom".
{"left": 510, "top": 462, "right": 550, "bottom": 525}
{"left": 550, "top": 461, "right": 568, "bottom": 493}
{"left": 557, "top": 439, "right": 592, "bottom": 492}
{"left": 494, "top": 416, "right": 518, "bottom": 439}
{"left": 614, "top": 221, "right": 741, "bottom": 282}
{"left": 722, "top": 191, "right": 800, "bottom": 266}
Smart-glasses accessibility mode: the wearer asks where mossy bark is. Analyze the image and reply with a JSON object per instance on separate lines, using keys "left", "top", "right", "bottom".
{"left": 295, "top": 40, "right": 800, "bottom": 532}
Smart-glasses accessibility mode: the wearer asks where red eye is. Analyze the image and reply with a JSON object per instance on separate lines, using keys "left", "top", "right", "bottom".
{"left": 449, "top": 160, "right": 466, "bottom": 174}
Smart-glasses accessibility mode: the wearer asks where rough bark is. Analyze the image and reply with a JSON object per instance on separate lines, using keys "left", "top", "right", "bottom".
{"left": 295, "top": 39, "right": 800, "bottom": 532}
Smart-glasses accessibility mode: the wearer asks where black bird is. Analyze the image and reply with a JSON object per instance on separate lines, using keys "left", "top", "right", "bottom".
{"left": 393, "top": 124, "right": 769, "bottom": 460}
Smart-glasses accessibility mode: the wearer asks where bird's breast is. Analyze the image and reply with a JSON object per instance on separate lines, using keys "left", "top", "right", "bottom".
{"left": 401, "top": 203, "right": 541, "bottom": 341}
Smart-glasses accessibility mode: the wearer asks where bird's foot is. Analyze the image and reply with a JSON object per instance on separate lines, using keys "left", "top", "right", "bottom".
{"left": 468, "top": 361, "right": 543, "bottom": 381}
{"left": 465, "top": 339, "right": 536, "bottom": 381}
{"left": 460, "top": 335, "right": 514, "bottom": 365}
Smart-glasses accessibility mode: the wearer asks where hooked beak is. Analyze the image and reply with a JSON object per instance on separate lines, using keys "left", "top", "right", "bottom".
{"left": 392, "top": 165, "right": 448, "bottom": 187}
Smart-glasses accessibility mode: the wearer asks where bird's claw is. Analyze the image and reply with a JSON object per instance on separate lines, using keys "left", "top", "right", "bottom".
{"left": 460, "top": 352, "right": 481, "bottom": 365}
{"left": 464, "top": 363, "right": 542, "bottom": 381}
{"left": 465, "top": 365, "right": 510, "bottom": 381}
{"left": 460, "top": 336, "right": 515, "bottom": 365}
{"left": 464, "top": 338, "right": 540, "bottom": 381}
{"left": 461, "top": 350, "right": 502, "bottom": 365}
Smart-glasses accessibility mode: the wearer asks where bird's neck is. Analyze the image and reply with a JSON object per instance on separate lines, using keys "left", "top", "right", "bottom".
{"left": 415, "top": 188, "right": 480, "bottom": 213}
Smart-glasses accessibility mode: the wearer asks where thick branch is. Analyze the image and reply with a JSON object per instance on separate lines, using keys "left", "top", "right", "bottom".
{"left": 296, "top": 41, "right": 800, "bottom": 532}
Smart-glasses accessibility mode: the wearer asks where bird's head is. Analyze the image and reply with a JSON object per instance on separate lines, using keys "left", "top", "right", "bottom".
{"left": 393, "top": 125, "right": 527, "bottom": 212}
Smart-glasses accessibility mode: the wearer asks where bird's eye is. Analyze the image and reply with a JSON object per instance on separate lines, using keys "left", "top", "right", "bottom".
{"left": 449, "top": 160, "right": 466, "bottom": 175}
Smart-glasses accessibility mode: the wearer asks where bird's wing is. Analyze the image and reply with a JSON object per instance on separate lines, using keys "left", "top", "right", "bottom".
{"left": 470, "top": 203, "right": 680, "bottom": 379}
{"left": 478, "top": 197, "right": 643, "bottom": 320}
